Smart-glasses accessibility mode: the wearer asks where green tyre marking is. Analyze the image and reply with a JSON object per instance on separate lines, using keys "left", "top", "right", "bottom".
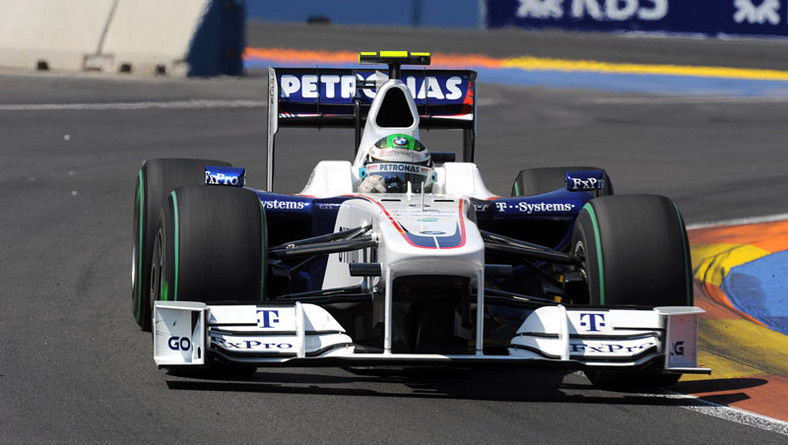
{"left": 672, "top": 201, "right": 692, "bottom": 305}
{"left": 514, "top": 180, "right": 520, "bottom": 196}
{"left": 135, "top": 169, "right": 144, "bottom": 322}
{"left": 172, "top": 190, "right": 180, "bottom": 301}
{"left": 582, "top": 202, "right": 605, "bottom": 305}
{"left": 161, "top": 278, "right": 168, "bottom": 301}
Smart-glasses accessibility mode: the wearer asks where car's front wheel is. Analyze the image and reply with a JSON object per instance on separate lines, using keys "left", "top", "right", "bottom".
{"left": 151, "top": 185, "right": 267, "bottom": 306}
{"left": 150, "top": 185, "right": 267, "bottom": 377}
{"left": 570, "top": 194, "right": 692, "bottom": 389}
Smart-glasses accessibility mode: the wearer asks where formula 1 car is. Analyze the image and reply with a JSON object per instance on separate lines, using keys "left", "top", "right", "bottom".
{"left": 132, "top": 51, "right": 709, "bottom": 388}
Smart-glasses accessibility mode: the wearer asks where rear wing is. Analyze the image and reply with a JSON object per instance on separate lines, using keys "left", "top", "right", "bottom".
{"left": 266, "top": 67, "right": 477, "bottom": 191}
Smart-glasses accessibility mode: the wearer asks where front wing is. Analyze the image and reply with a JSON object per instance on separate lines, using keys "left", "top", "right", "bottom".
{"left": 153, "top": 301, "right": 709, "bottom": 374}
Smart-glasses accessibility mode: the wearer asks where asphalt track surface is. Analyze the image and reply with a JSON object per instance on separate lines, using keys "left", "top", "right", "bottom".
{"left": 3, "top": 24, "right": 788, "bottom": 443}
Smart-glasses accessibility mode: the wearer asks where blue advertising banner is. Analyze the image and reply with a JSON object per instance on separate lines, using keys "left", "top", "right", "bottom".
{"left": 485, "top": 0, "right": 788, "bottom": 37}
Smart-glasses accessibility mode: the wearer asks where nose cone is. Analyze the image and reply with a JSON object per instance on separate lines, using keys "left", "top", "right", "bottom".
{"left": 375, "top": 196, "right": 485, "bottom": 279}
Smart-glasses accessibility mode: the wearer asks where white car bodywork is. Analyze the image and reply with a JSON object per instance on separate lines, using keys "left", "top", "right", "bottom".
{"left": 152, "top": 56, "right": 709, "bottom": 377}
{"left": 154, "top": 300, "right": 704, "bottom": 374}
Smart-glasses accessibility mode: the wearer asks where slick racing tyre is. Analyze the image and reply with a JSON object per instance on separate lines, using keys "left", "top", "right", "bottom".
{"left": 132, "top": 158, "right": 230, "bottom": 330}
{"left": 150, "top": 185, "right": 267, "bottom": 307}
{"left": 151, "top": 186, "right": 266, "bottom": 379}
{"left": 570, "top": 194, "right": 692, "bottom": 307}
{"left": 570, "top": 194, "right": 693, "bottom": 389}
{"left": 511, "top": 166, "right": 613, "bottom": 197}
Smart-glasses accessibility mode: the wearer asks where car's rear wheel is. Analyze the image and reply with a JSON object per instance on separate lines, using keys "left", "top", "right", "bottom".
{"left": 570, "top": 194, "right": 692, "bottom": 389}
{"left": 132, "top": 158, "right": 230, "bottom": 330}
{"left": 511, "top": 166, "right": 613, "bottom": 197}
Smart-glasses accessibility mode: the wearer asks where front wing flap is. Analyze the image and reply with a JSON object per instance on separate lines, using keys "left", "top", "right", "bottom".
{"left": 152, "top": 301, "right": 709, "bottom": 374}
{"left": 508, "top": 305, "right": 706, "bottom": 372}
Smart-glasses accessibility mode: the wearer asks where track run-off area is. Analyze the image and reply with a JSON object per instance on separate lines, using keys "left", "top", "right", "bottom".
{"left": 1, "top": 23, "right": 787, "bottom": 443}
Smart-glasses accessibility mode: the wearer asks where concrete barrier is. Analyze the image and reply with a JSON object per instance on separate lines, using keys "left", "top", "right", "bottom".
{"left": 93, "top": 1, "right": 208, "bottom": 76}
{"left": 0, "top": 0, "right": 244, "bottom": 77}
{"left": 0, "top": 0, "right": 115, "bottom": 71}
{"left": 97, "top": 0, "right": 244, "bottom": 76}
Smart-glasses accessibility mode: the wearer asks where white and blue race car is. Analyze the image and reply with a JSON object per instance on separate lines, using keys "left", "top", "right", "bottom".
{"left": 132, "top": 51, "right": 708, "bottom": 388}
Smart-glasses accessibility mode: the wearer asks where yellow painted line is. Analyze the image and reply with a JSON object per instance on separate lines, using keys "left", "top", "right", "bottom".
{"left": 379, "top": 50, "right": 408, "bottom": 58}
{"left": 683, "top": 319, "right": 788, "bottom": 381}
{"left": 692, "top": 243, "right": 770, "bottom": 286}
{"left": 501, "top": 56, "right": 788, "bottom": 81}
{"left": 247, "top": 47, "right": 788, "bottom": 82}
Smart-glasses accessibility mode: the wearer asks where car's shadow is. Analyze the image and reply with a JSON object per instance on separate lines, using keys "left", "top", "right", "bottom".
{"left": 669, "top": 378, "right": 770, "bottom": 406}
{"left": 165, "top": 367, "right": 769, "bottom": 407}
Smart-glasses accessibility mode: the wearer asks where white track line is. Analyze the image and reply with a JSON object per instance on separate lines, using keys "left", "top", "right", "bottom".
{"left": 658, "top": 390, "right": 788, "bottom": 436}
{"left": 0, "top": 100, "right": 266, "bottom": 111}
{"left": 591, "top": 96, "right": 788, "bottom": 105}
{"left": 687, "top": 212, "right": 788, "bottom": 230}
{"left": 683, "top": 212, "right": 788, "bottom": 434}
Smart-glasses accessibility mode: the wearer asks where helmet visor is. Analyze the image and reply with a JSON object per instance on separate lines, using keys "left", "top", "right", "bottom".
{"left": 364, "top": 163, "right": 434, "bottom": 193}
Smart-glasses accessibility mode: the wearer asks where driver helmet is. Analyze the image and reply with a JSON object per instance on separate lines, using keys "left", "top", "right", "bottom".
{"left": 358, "top": 134, "right": 434, "bottom": 193}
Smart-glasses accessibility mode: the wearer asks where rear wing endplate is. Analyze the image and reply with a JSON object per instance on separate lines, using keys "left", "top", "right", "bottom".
{"left": 266, "top": 67, "right": 477, "bottom": 191}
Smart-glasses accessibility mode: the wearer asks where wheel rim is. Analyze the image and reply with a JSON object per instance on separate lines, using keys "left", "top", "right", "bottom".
{"left": 571, "top": 239, "right": 592, "bottom": 304}
{"left": 572, "top": 239, "right": 585, "bottom": 260}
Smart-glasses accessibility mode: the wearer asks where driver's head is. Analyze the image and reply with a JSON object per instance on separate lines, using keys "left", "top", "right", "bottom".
{"left": 358, "top": 134, "right": 434, "bottom": 193}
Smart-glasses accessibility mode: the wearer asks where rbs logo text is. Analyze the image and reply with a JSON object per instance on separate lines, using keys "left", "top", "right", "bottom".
{"left": 517, "top": 0, "right": 668, "bottom": 21}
